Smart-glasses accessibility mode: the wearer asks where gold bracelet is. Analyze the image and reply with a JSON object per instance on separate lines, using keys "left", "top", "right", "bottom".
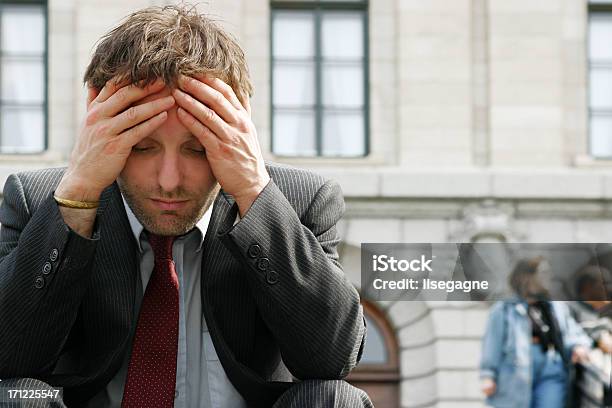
{"left": 53, "top": 195, "right": 99, "bottom": 209}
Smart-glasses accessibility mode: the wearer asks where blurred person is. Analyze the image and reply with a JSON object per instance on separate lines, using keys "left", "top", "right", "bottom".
{"left": 568, "top": 265, "right": 612, "bottom": 407}
{"left": 569, "top": 265, "right": 612, "bottom": 354}
{"left": 602, "top": 302, "right": 612, "bottom": 320}
{"left": 0, "top": 5, "right": 371, "bottom": 408}
{"left": 479, "top": 257, "right": 592, "bottom": 408}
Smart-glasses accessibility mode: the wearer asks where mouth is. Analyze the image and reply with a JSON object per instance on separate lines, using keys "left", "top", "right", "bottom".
{"left": 149, "top": 198, "right": 190, "bottom": 211}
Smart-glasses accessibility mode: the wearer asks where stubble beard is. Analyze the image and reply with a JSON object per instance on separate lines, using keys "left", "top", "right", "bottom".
{"left": 119, "top": 181, "right": 221, "bottom": 236}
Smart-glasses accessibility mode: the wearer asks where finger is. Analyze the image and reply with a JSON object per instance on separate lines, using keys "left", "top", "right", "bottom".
{"left": 87, "top": 87, "right": 100, "bottom": 109}
{"left": 131, "top": 87, "right": 170, "bottom": 108}
{"left": 98, "top": 79, "right": 166, "bottom": 118}
{"left": 173, "top": 88, "right": 228, "bottom": 138}
{"left": 194, "top": 74, "right": 245, "bottom": 112}
{"left": 95, "top": 77, "right": 131, "bottom": 103}
{"left": 178, "top": 75, "right": 239, "bottom": 124}
{"left": 176, "top": 106, "right": 219, "bottom": 152}
{"left": 119, "top": 110, "right": 168, "bottom": 148}
{"left": 110, "top": 95, "right": 175, "bottom": 134}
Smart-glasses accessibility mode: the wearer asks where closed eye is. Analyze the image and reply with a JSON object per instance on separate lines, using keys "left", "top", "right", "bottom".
{"left": 184, "top": 144, "right": 206, "bottom": 155}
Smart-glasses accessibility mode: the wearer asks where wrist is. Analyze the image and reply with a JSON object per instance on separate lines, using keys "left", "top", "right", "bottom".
{"left": 234, "top": 176, "right": 270, "bottom": 217}
{"left": 56, "top": 172, "right": 103, "bottom": 203}
{"left": 54, "top": 195, "right": 99, "bottom": 209}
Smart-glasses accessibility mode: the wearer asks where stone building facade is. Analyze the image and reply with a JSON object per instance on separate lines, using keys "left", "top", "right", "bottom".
{"left": 1, "top": 0, "right": 611, "bottom": 407}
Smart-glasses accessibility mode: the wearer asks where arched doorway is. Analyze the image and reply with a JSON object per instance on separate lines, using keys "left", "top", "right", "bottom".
{"left": 347, "top": 299, "right": 400, "bottom": 407}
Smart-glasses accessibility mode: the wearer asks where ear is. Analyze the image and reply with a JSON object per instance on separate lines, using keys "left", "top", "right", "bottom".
{"left": 86, "top": 86, "right": 100, "bottom": 109}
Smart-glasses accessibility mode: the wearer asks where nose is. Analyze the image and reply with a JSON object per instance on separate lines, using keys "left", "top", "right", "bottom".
{"left": 157, "top": 151, "right": 181, "bottom": 194}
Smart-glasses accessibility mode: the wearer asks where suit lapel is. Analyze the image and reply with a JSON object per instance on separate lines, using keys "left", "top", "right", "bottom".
{"left": 99, "top": 182, "right": 138, "bottom": 328}
{"left": 85, "top": 183, "right": 138, "bottom": 371}
{"left": 200, "top": 189, "right": 235, "bottom": 304}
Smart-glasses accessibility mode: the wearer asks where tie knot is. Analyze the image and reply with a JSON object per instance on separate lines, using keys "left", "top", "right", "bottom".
{"left": 147, "top": 233, "right": 175, "bottom": 260}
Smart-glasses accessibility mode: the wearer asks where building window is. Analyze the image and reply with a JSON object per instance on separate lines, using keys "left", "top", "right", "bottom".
{"left": 0, "top": 1, "right": 47, "bottom": 154}
{"left": 589, "top": 6, "right": 612, "bottom": 158}
{"left": 271, "top": 1, "right": 368, "bottom": 157}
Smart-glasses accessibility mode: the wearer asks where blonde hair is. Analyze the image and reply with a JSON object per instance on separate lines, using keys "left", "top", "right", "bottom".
{"left": 83, "top": 4, "right": 253, "bottom": 101}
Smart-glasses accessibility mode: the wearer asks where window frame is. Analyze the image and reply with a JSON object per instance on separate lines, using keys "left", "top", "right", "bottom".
{"left": 270, "top": 0, "right": 370, "bottom": 158}
{"left": 0, "top": 0, "right": 48, "bottom": 154}
{"left": 348, "top": 299, "right": 399, "bottom": 380}
{"left": 587, "top": 3, "right": 612, "bottom": 160}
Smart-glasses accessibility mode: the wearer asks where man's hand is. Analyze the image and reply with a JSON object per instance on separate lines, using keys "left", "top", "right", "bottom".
{"left": 56, "top": 79, "right": 175, "bottom": 237}
{"left": 57, "top": 79, "right": 175, "bottom": 201}
{"left": 172, "top": 75, "right": 270, "bottom": 217}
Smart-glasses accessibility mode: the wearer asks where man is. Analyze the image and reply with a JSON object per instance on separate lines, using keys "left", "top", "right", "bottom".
{"left": 0, "top": 5, "right": 370, "bottom": 408}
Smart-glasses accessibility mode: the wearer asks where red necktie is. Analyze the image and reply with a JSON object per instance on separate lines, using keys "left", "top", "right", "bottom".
{"left": 122, "top": 234, "right": 179, "bottom": 408}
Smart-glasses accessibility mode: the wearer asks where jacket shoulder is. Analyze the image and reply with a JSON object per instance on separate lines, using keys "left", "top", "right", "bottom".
{"left": 265, "top": 162, "right": 328, "bottom": 189}
{"left": 264, "top": 162, "right": 341, "bottom": 217}
{"left": 8, "top": 167, "right": 66, "bottom": 212}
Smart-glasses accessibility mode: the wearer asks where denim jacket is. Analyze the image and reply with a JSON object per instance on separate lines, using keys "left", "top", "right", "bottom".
{"left": 479, "top": 299, "right": 591, "bottom": 407}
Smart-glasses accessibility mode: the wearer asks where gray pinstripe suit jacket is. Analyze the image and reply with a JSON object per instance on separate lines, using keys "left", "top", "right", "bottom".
{"left": 0, "top": 163, "right": 365, "bottom": 407}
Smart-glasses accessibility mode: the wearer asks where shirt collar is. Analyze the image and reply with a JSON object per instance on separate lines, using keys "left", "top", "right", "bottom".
{"left": 121, "top": 194, "right": 213, "bottom": 253}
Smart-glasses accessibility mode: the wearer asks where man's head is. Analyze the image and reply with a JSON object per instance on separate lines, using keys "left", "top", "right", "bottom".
{"left": 574, "top": 265, "right": 612, "bottom": 306}
{"left": 117, "top": 85, "right": 221, "bottom": 236}
{"left": 83, "top": 5, "right": 252, "bottom": 102}
{"left": 84, "top": 5, "right": 251, "bottom": 236}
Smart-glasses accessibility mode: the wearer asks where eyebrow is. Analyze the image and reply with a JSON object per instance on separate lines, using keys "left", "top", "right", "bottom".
{"left": 141, "top": 132, "right": 198, "bottom": 143}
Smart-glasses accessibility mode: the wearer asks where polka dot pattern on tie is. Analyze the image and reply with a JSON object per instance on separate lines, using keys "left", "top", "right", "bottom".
{"left": 122, "top": 233, "right": 179, "bottom": 408}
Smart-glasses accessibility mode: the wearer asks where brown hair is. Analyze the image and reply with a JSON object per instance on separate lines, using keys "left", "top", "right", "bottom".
{"left": 509, "top": 256, "right": 550, "bottom": 300}
{"left": 574, "top": 264, "right": 612, "bottom": 300}
{"left": 83, "top": 4, "right": 253, "bottom": 101}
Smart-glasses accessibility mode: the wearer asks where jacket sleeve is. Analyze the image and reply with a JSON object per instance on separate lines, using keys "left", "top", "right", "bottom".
{"left": 0, "top": 173, "right": 99, "bottom": 377}
{"left": 480, "top": 302, "right": 506, "bottom": 381}
{"left": 217, "top": 178, "right": 365, "bottom": 380}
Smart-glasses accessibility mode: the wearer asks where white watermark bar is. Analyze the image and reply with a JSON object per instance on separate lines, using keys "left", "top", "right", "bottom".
{"left": 360, "top": 243, "right": 612, "bottom": 302}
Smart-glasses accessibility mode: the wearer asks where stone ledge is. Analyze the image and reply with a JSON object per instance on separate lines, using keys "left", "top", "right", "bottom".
{"left": 316, "top": 168, "right": 612, "bottom": 200}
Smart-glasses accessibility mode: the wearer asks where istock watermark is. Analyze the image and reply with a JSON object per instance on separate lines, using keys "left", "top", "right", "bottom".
{"left": 360, "top": 243, "right": 612, "bottom": 302}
